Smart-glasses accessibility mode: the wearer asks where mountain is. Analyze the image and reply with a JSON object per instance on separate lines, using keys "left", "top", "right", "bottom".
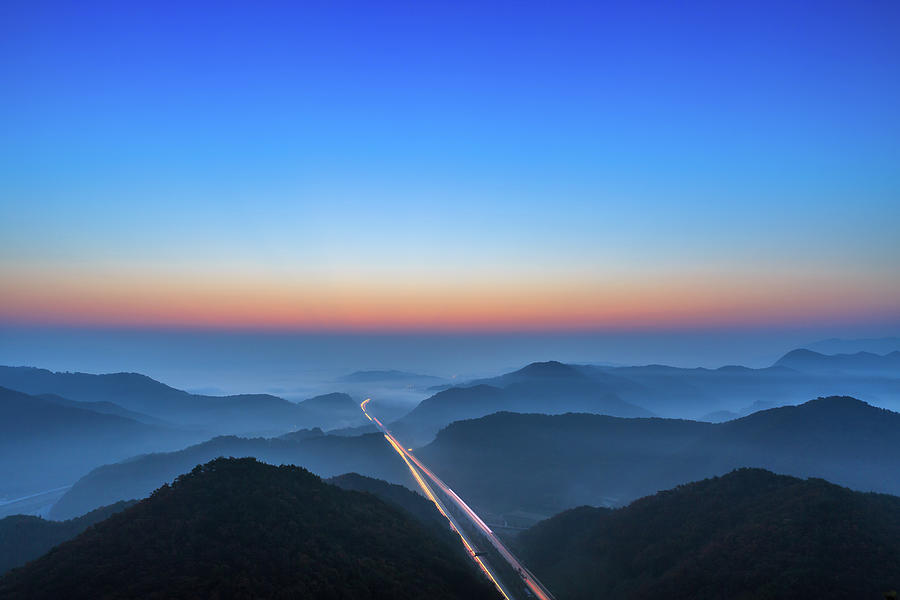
{"left": 499, "top": 360, "right": 584, "bottom": 380}
{"left": 327, "top": 473, "right": 447, "bottom": 529}
{"left": 0, "top": 500, "right": 135, "bottom": 575}
{"left": 0, "top": 386, "right": 199, "bottom": 499}
{"left": 3, "top": 472, "right": 438, "bottom": 577}
{"left": 393, "top": 367, "right": 651, "bottom": 444}
{"left": 0, "top": 366, "right": 306, "bottom": 436}
{"left": 49, "top": 432, "right": 412, "bottom": 520}
{"left": 35, "top": 393, "right": 168, "bottom": 425}
{"left": 418, "top": 411, "right": 714, "bottom": 518}
{"left": 392, "top": 385, "right": 507, "bottom": 442}
{"left": 417, "top": 396, "right": 900, "bottom": 521}
{"left": 277, "top": 426, "right": 325, "bottom": 441}
{"left": 516, "top": 469, "right": 900, "bottom": 600}
{"left": 389, "top": 357, "right": 900, "bottom": 444}
{"left": 806, "top": 336, "right": 900, "bottom": 355}
{"left": 774, "top": 348, "right": 900, "bottom": 375}
{"left": 435, "top": 358, "right": 900, "bottom": 423}
{"left": 0, "top": 458, "right": 501, "bottom": 600}
{"left": 0, "top": 366, "right": 376, "bottom": 436}
{"left": 698, "top": 409, "right": 739, "bottom": 422}
{"left": 295, "top": 392, "right": 371, "bottom": 429}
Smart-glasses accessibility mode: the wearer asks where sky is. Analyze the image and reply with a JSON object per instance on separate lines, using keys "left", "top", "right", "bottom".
{"left": 1, "top": 0, "right": 899, "bottom": 332}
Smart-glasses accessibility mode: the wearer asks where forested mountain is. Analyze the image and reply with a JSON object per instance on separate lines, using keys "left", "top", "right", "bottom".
{"left": 2, "top": 472, "right": 436, "bottom": 578}
{"left": 417, "top": 396, "right": 900, "bottom": 519}
{"left": 327, "top": 473, "right": 446, "bottom": 529}
{"left": 516, "top": 469, "right": 900, "bottom": 600}
{"left": 0, "top": 501, "right": 135, "bottom": 575}
{"left": 0, "top": 458, "right": 501, "bottom": 600}
{"left": 50, "top": 432, "right": 411, "bottom": 519}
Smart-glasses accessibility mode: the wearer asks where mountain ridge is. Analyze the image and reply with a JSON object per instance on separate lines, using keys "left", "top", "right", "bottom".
{"left": 516, "top": 468, "right": 900, "bottom": 600}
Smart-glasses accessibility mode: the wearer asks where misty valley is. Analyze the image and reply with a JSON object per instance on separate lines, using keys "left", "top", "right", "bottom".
{"left": 1, "top": 343, "right": 899, "bottom": 599}
{"left": 4, "top": 0, "right": 899, "bottom": 596}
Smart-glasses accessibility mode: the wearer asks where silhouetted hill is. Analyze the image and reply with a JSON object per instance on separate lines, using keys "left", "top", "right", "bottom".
{"left": 692, "top": 396, "right": 900, "bottom": 494}
{"left": 393, "top": 375, "right": 650, "bottom": 444}
{"left": 516, "top": 469, "right": 900, "bottom": 600}
{"left": 393, "top": 385, "right": 506, "bottom": 441}
{"left": 327, "top": 473, "right": 446, "bottom": 529}
{"left": 0, "top": 366, "right": 374, "bottom": 435}
{"left": 418, "top": 411, "right": 714, "bottom": 516}
{"left": 294, "top": 392, "right": 370, "bottom": 429}
{"left": 417, "top": 397, "right": 900, "bottom": 519}
{"left": 297, "top": 391, "right": 356, "bottom": 411}
{"left": 0, "top": 458, "right": 500, "bottom": 600}
{"left": 0, "top": 386, "right": 155, "bottom": 443}
{"left": 430, "top": 358, "right": 900, "bottom": 425}
{"left": 507, "top": 360, "right": 584, "bottom": 379}
{"left": 0, "top": 500, "right": 135, "bottom": 575}
{"left": 35, "top": 393, "right": 168, "bottom": 425}
{"left": 774, "top": 348, "right": 900, "bottom": 375}
{"left": 698, "top": 409, "right": 739, "bottom": 422}
{"left": 277, "top": 427, "right": 325, "bottom": 441}
{"left": 0, "top": 386, "right": 198, "bottom": 498}
{"left": 50, "top": 432, "right": 412, "bottom": 520}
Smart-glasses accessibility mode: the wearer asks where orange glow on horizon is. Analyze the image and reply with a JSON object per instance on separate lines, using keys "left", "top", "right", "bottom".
{"left": 1, "top": 263, "right": 898, "bottom": 331}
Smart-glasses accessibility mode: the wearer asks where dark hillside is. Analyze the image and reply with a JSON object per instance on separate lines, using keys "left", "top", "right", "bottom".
{"left": 0, "top": 458, "right": 500, "bottom": 600}
{"left": 0, "top": 501, "right": 135, "bottom": 575}
{"left": 516, "top": 469, "right": 900, "bottom": 600}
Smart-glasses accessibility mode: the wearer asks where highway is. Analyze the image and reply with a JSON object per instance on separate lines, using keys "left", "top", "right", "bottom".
{"left": 360, "top": 398, "right": 555, "bottom": 600}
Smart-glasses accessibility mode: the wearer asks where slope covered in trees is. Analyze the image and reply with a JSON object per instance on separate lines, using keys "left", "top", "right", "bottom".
{"left": 50, "top": 432, "right": 411, "bottom": 519}
{"left": 516, "top": 469, "right": 900, "bottom": 600}
{"left": 0, "top": 458, "right": 500, "bottom": 600}
{"left": 418, "top": 396, "right": 900, "bottom": 518}
{"left": 0, "top": 501, "right": 135, "bottom": 575}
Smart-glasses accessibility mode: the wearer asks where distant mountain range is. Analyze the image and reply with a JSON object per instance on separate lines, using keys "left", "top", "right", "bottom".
{"left": 392, "top": 363, "right": 651, "bottom": 443}
{"left": 774, "top": 348, "right": 900, "bottom": 375}
{"left": 516, "top": 468, "right": 900, "bottom": 600}
{"left": 805, "top": 336, "right": 900, "bottom": 355}
{"left": 49, "top": 431, "right": 412, "bottom": 520}
{"left": 0, "top": 458, "right": 500, "bottom": 600}
{"left": 0, "top": 366, "right": 372, "bottom": 436}
{"left": 0, "top": 367, "right": 394, "bottom": 500}
{"left": 5, "top": 349, "right": 900, "bottom": 516}
{"left": 392, "top": 353, "right": 900, "bottom": 442}
{"left": 417, "top": 396, "right": 900, "bottom": 519}
{"left": 0, "top": 386, "right": 201, "bottom": 498}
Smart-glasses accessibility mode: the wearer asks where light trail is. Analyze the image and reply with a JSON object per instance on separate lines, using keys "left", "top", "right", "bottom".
{"left": 361, "top": 398, "right": 555, "bottom": 600}
{"left": 379, "top": 430, "right": 513, "bottom": 600}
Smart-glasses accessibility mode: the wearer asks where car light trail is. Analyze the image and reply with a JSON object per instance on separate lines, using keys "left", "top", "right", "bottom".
{"left": 361, "top": 398, "right": 555, "bottom": 600}
{"left": 381, "top": 432, "right": 513, "bottom": 600}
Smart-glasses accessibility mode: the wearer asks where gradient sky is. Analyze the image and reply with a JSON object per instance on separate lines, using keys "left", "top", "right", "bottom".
{"left": 2, "top": 0, "right": 899, "bottom": 331}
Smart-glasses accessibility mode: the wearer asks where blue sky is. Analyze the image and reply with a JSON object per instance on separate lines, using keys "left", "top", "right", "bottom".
{"left": 1, "top": 0, "right": 898, "bottom": 330}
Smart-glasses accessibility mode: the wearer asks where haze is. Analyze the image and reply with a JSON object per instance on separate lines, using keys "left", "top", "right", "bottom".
{"left": 2, "top": 2, "right": 899, "bottom": 599}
